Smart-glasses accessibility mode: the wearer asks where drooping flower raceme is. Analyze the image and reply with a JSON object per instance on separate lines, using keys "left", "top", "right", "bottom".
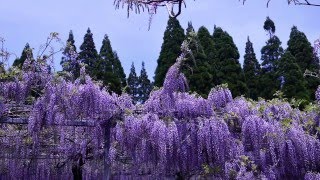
{"left": 144, "top": 40, "right": 191, "bottom": 118}
{"left": 208, "top": 85, "right": 233, "bottom": 109}
{"left": 0, "top": 99, "right": 5, "bottom": 117}
{"left": 316, "top": 85, "right": 320, "bottom": 103}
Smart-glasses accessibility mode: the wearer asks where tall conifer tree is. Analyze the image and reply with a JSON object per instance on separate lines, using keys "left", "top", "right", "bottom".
{"left": 197, "top": 26, "right": 217, "bottom": 86}
{"left": 243, "top": 37, "right": 261, "bottom": 100}
{"left": 288, "top": 26, "right": 314, "bottom": 71}
{"left": 113, "top": 51, "right": 127, "bottom": 88}
{"left": 287, "top": 26, "right": 320, "bottom": 99}
{"left": 13, "top": 43, "right": 34, "bottom": 69}
{"left": 138, "top": 62, "right": 152, "bottom": 103}
{"left": 79, "top": 28, "right": 98, "bottom": 77}
{"left": 154, "top": 17, "right": 185, "bottom": 87}
{"left": 212, "top": 27, "right": 247, "bottom": 97}
{"left": 61, "top": 30, "right": 76, "bottom": 70}
{"left": 127, "top": 62, "right": 139, "bottom": 104}
{"left": 259, "top": 17, "right": 284, "bottom": 99}
{"left": 99, "top": 35, "right": 122, "bottom": 94}
{"left": 278, "top": 51, "right": 309, "bottom": 100}
{"left": 183, "top": 23, "right": 212, "bottom": 97}
{"left": 61, "top": 30, "right": 80, "bottom": 78}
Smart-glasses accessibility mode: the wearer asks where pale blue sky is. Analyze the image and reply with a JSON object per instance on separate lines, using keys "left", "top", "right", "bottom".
{"left": 0, "top": 0, "right": 319, "bottom": 79}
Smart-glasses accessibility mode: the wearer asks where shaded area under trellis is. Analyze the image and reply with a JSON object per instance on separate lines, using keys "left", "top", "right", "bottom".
{"left": 0, "top": 103, "right": 115, "bottom": 180}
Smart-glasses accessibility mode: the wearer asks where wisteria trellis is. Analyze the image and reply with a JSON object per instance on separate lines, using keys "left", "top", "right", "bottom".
{"left": 0, "top": 38, "right": 320, "bottom": 179}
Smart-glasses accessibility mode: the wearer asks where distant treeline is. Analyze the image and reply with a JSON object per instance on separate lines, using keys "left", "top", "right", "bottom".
{"left": 11, "top": 29, "right": 153, "bottom": 104}
{"left": 9, "top": 16, "right": 320, "bottom": 103}
{"left": 154, "top": 16, "right": 319, "bottom": 102}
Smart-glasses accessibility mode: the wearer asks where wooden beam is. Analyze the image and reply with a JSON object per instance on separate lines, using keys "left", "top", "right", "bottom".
{"left": 0, "top": 117, "right": 28, "bottom": 124}
{"left": 0, "top": 117, "right": 96, "bottom": 127}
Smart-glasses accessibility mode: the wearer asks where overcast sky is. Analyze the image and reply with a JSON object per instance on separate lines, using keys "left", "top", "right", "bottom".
{"left": 0, "top": 0, "right": 319, "bottom": 79}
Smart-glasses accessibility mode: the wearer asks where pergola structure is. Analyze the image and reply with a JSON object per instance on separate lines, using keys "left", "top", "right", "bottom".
{"left": 0, "top": 102, "right": 123, "bottom": 180}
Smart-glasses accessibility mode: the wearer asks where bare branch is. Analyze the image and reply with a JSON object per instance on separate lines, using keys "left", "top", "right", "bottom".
{"left": 242, "top": 0, "right": 320, "bottom": 7}
{"left": 114, "top": 0, "right": 185, "bottom": 18}
{"left": 116, "top": 0, "right": 320, "bottom": 24}
{"left": 289, "top": 0, "right": 320, "bottom": 7}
